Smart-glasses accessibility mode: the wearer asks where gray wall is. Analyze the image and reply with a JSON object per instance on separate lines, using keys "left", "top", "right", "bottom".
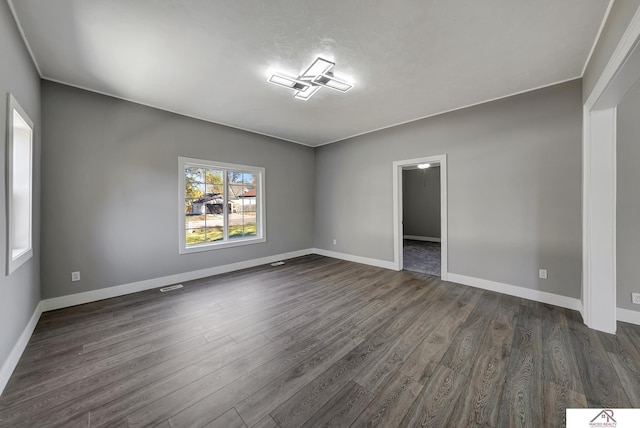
{"left": 0, "top": 3, "right": 41, "bottom": 370}
{"left": 402, "top": 167, "right": 441, "bottom": 239}
{"left": 41, "top": 82, "right": 314, "bottom": 299}
{"left": 617, "top": 80, "right": 640, "bottom": 312}
{"left": 315, "top": 80, "right": 582, "bottom": 298}
{"left": 583, "top": 0, "right": 640, "bottom": 101}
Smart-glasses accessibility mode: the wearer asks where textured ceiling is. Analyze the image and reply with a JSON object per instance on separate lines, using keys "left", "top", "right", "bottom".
{"left": 10, "top": 0, "right": 610, "bottom": 146}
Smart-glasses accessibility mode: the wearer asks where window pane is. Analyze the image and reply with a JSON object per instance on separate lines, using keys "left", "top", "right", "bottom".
{"left": 185, "top": 199, "right": 201, "bottom": 215}
{"left": 229, "top": 221, "right": 257, "bottom": 239}
{"left": 208, "top": 198, "right": 225, "bottom": 215}
{"left": 187, "top": 192, "right": 207, "bottom": 216}
{"left": 228, "top": 171, "right": 243, "bottom": 200}
{"left": 10, "top": 109, "right": 32, "bottom": 261}
{"left": 228, "top": 169, "right": 257, "bottom": 240}
{"left": 186, "top": 167, "right": 204, "bottom": 183}
{"left": 243, "top": 172, "right": 256, "bottom": 185}
{"left": 244, "top": 221, "right": 257, "bottom": 237}
{"left": 186, "top": 228, "right": 206, "bottom": 245}
{"left": 185, "top": 213, "right": 204, "bottom": 231}
{"left": 204, "top": 226, "right": 224, "bottom": 242}
{"left": 204, "top": 213, "right": 222, "bottom": 228}
{"left": 228, "top": 170, "right": 243, "bottom": 183}
{"left": 186, "top": 181, "right": 204, "bottom": 200}
{"left": 205, "top": 169, "right": 223, "bottom": 185}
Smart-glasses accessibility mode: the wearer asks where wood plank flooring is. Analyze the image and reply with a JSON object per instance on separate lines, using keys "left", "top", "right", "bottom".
{"left": 1, "top": 254, "right": 639, "bottom": 427}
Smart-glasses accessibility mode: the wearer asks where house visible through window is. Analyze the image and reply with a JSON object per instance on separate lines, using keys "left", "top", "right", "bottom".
{"left": 179, "top": 157, "right": 265, "bottom": 253}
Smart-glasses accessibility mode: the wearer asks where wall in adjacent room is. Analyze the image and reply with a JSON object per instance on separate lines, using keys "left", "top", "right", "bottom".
{"left": 0, "top": 2, "right": 41, "bottom": 376}
{"left": 617, "top": 80, "right": 640, "bottom": 313}
{"left": 315, "top": 80, "right": 582, "bottom": 298}
{"left": 41, "top": 81, "right": 315, "bottom": 299}
{"left": 402, "top": 167, "right": 441, "bottom": 239}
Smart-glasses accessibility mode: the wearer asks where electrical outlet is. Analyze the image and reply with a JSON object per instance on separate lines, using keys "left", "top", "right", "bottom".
{"left": 71, "top": 271, "right": 80, "bottom": 282}
{"left": 539, "top": 269, "right": 547, "bottom": 279}
{"left": 632, "top": 293, "right": 640, "bottom": 305}
{"left": 333, "top": 239, "right": 337, "bottom": 245}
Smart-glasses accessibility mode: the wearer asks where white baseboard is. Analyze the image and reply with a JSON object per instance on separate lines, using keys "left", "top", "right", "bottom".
{"left": 617, "top": 307, "right": 640, "bottom": 326}
{"left": 7, "top": 249, "right": 624, "bottom": 400}
{"left": 403, "top": 235, "right": 441, "bottom": 243}
{"left": 2, "top": 249, "right": 622, "bottom": 398}
{"left": 41, "top": 248, "right": 393, "bottom": 313}
{"left": 313, "top": 248, "right": 397, "bottom": 271}
{"left": 41, "top": 249, "right": 314, "bottom": 312}
{"left": 0, "top": 301, "right": 43, "bottom": 396}
{"left": 446, "top": 273, "right": 582, "bottom": 312}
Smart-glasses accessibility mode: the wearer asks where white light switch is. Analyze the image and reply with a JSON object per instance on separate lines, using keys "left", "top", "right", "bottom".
{"left": 539, "top": 269, "right": 547, "bottom": 279}
{"left": 72, "top": 271, "right": 80, "bottom": 282}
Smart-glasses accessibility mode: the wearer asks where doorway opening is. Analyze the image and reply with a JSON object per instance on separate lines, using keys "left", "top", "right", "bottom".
{"left": 393, "top": 155, "right": 448, "bottom": 279}
{"left": 402, "top": 164, "right": 441, "bottom": 275}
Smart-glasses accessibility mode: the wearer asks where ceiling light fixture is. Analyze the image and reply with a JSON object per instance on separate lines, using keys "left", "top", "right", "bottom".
{"left": 312, "top": 73, "right": 353, "bottom": 92}
{"left": 294, "top": 85, "right": 321, "bottom": 101}
{"left": 267, "top": 74, "right": 312, "bottom": 91}
{"left": 417, "top": 163, "right": 431, "bottom": 169}
{"left": 268, "top": 57, "right": 354, "bottom": 101}
{"left": 301, "top": 57, "right": 335, "bottom": 79}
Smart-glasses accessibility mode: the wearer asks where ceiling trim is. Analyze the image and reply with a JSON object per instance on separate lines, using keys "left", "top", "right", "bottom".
{"left": 45, "top": 76, "right": 583, "bottom": 148}
{"left": 315, "top": 76, "right": 583, "bottom": 147}
{"left": 581, "top": 0, "right": 616, "bottom": 77}
{"left": 8, "top": 0, "right": 43, "bottom": 77}
{"left": 42, "top": 76, "right": 314, "bottom": 147}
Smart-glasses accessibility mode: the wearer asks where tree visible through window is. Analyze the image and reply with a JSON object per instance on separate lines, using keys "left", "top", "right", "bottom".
{"left": 179, "top": 158, "right": 264, "bottom": 253}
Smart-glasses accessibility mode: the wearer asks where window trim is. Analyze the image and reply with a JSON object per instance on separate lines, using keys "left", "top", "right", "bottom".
{"left": 6, "top": 94, "right": 34, "bottom": 274}
{"left": 178, "top": 156, "right": 265, "bottom": 254}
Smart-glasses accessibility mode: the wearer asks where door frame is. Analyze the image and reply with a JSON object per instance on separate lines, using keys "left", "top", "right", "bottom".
{"left": 392, "top": 154, "right": 448, "bottom": 278}
{"left": 583, "top": 8, "right": 640, "bottom": 333}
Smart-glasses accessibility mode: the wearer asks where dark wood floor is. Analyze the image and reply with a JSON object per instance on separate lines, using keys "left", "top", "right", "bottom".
{"left": 1, "top": 255, "right": 639, "bottom": 427}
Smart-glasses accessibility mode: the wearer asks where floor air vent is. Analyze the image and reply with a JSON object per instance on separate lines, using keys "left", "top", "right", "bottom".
{"left": 160, "top": 284, "right": 184, "bottom": 292}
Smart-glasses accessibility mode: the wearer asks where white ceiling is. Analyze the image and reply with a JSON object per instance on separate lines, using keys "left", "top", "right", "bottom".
{"left": 9, "top": 0, "right": 610, "bottom": 146}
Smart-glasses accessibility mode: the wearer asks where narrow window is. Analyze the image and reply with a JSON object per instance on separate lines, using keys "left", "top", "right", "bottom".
{"left": 179, "top": 157, "right": 265, "bottom": 254}
{"left": 6, "top": 94, "right": 34, "bottom": 274}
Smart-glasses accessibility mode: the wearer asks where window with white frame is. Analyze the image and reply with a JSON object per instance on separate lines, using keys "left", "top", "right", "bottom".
{"left": 6, "top": 94, "right": 34, "bottom": 274}
{"left": 179, "top": 157, "right": 265, "bottom": 253}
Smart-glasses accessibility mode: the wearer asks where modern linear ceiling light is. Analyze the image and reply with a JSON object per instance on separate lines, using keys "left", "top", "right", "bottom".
{"left": 268, "top": 57, "right": 353, "bottom": 101}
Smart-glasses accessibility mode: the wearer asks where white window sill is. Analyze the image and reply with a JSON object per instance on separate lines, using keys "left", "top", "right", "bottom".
{"left": 179, "top": 236, "right": 266, "bottom": 254}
